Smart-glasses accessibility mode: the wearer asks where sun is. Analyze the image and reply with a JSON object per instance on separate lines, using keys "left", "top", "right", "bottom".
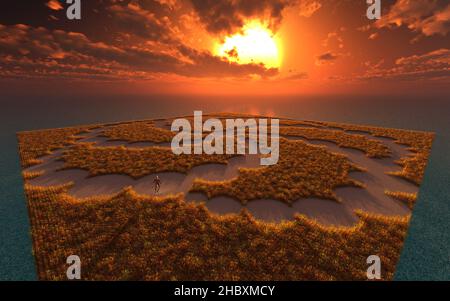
{"left": 216, "top": 21, "right": 282, "bottom": 69}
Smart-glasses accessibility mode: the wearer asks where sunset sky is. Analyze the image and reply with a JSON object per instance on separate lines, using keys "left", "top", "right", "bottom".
{"left": 0, "top": 0, "right": 449, "bottom": 95}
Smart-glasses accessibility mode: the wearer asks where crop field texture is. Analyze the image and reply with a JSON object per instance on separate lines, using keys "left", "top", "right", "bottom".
{"left": 280, "top": 127, "right": 391, "bottom": 158}
{"left": 101, "top": 121, "right": 174, "bottom": 143}
{"left": 191, "top": 138, "right": 364, "bottom": 205}
{"left": 22, "top": 171, "right": 45, "bottom": 180}
{"left": 102, "top": 116, "right": 265, "bottom": 143}
{"left": 17, "top": 126, "right": 94, "bottom": 167}
{"left": 385, "top": 191, "right": 417, "bottom": 210}
{"left": 17, "top": 117, "right": 434, "bottom": 281}
{"left": 306, "top": 121, "right": 434, "bottom": 185}
{"left": 25, "top": 184, "right": 408, "bottom": 281}
{"left": 61, "top": 143, "right": 237, "bottom": 178}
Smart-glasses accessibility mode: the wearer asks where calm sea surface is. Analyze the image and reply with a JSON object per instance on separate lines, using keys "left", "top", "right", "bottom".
{"left": 1, "top": 94, "right": 449, "bottom": 280}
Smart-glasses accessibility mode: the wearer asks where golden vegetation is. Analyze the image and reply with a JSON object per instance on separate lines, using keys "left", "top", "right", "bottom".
{"left": 385, "top": 190, "right": 417, "bottom": 210}
{"left": 61, "top": 143, "right": 236, "bottom": 178}
{"left": 25, "top": 183, "right": 409, "bottom": 281}
{"left": 17, "top": 126, "right": 93, "bottom": 168}
{"left": 386, "top": 152, "right": 431, "bottom": 186}
{"left": 22, "top": 170, "right": 45, "bottom": 180}
{"left": 306, "top": 121, "right": 434, "bottom": 185}
{"left": 280, "top": 127, "right": 391, "bottom": 158}
{"left": 191, "top": 138, "right": 364, "bottom": 205}
{"left": 101, "top": 121, "right": 174, "bottom": 143}
{"left": 19, "top": 118, "right": 414, "bottom": 281}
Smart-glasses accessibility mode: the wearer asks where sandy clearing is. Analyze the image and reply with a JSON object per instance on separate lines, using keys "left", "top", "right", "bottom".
{"left": 26, "top": 140, "right": 263, "bottom": 199}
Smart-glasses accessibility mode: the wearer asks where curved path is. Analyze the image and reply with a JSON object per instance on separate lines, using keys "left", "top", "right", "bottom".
{"left": 25, "top": 121, "right": 418, "bottom": 226}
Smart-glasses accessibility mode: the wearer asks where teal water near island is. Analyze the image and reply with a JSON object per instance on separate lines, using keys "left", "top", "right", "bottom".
{"left": 0, "top": 94, "right": 448, "bottom": 280}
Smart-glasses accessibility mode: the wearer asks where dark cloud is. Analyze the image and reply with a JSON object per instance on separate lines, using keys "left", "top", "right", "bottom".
{"left": 317, "top": 52, "right": 338, "bottom": 61}
{"left": 189, "top": 0, "right": 298, "bottom": 34}
{"left": 106, "top": 1, "right": 176, "bottom": 42}
{"left": 0, "top": 1, "right": 182, "bottom": 46}
{"left": 225, "top": 47, "right": 239, "bottom": 60}
{"left": 0, "top": 0, "right": 289, "bottom": 83}
{"left": 376, "top": 0, "right": 450, "bottom": 37}
{"left": 0, "top": 23, "right": 278, "bottom": 81}
{"left": 315, "top": 51, "right": 339, "bottom": 65}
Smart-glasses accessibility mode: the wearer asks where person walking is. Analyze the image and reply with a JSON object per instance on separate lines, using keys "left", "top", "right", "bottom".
{"left": 153, "top": 176, "right": 161, "bottom": 193}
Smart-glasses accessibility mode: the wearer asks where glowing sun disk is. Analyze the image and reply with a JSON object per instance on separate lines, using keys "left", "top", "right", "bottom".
{"left": 216, "top": 22, "right": 281, "bottom": 69}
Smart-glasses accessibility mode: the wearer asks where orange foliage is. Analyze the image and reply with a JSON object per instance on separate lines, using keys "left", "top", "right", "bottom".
{"left": 385, "top": 190, "right": 417, "bottom": 210}
{"left": 306, "top": 121, "right": 434, "bottom": 185}
{"left": 17, "top": 126, "right": 93, "bottom": 167}
{"left": 280, "top": 126, "right": 391, "bottom": 158}
{"left": 191, "top": 138, "right": 364, "bottom": 205}
{"left": 25, "top": 184, "right": 409, "bottom": 281}
{"left": 61, "top": 143, "right": 237, "bottom": 178}
{"left": 101, "top": 121, "right": 174, "bottom": 143}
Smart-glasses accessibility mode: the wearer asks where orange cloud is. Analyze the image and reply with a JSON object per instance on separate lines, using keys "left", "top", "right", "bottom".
{"left": 46, "top": 0, "right": 63, "bottom": 11}
{"left": 298, "top": 0, "right": 322, "bottom": 18}
{"left": 368, "top": 33, "right": 379, "bottom": 40}
{"left": 0, "top": 23, "right": 278, "bottom": 82}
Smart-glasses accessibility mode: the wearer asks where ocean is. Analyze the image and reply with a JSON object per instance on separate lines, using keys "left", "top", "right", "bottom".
{"left": 1, "top": 94, "right": 449, "bottom": 280}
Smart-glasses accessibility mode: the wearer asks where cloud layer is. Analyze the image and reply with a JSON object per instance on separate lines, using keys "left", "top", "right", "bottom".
{"left": 376, "top": 0, "right": 450, "bottom": 37}
{"left": 360, "top": 49, "right": 450, "bottom": 82}
{"left": 190, "top": 0, "right": 298, "bottom": 34}
{"left": 0, "top": 0, "right": 449, "bottom": 90}
{"left": 0, "top": 0, "right": 282, "bottom": 81}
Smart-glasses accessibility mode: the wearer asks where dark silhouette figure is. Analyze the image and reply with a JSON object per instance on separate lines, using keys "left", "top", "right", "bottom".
{"left": 153, "top": 176, "right": 161, "bottom": 193}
